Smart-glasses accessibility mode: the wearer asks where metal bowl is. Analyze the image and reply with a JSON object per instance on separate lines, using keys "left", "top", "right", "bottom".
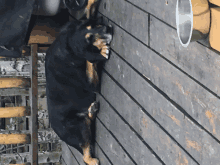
{"left": 176, "top": 0, "right": 210, "bottom": 47}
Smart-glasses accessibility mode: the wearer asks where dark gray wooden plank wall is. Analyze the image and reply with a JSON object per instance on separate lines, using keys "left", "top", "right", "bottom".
{"left": 93, "top": 0, "right": 220, "bottom": 165}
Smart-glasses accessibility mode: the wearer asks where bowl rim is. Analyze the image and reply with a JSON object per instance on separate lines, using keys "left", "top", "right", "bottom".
{"left": 176, "top": 0, "right": 193, "bottom": 47}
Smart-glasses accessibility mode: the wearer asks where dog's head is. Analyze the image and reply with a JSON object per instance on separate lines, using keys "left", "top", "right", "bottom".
{"left": 68, "top": 17, "right": 113, "bottom": 62}
{"left": 66, "top": 0, "right": 100, "bottom": 20}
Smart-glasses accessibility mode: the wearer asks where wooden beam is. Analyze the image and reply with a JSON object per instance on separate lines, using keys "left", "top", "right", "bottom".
{"left": 0, "top": 78, "right": 31, "bottom": 88}
{"left": 0, "top": 129, "right": 60, "bottom": 143}
{"left": 0, "top": 106, "right": 30, "bottom": 118}
{"left": 0, "top": 134, "right": 31, "bottom": 144}
{"left": 28, "top": 25, "right": 58, "bottom": 44}
{"left": 29, "top": 44, "right": 39, "bottom": 165}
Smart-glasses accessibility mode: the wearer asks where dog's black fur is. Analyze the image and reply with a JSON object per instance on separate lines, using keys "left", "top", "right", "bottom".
{"left": 45, "top": 17, "right": 112, "bottom": 158}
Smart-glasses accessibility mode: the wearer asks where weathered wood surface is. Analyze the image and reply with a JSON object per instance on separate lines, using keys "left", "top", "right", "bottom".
{"left": 0, "top": 129, "right": 60, "bottom": 145}
{"left": 94, "top": 142, "right": 112, "bottom": 165}
{"left": 150, "top": 17, "right": 220, "bottom": 96}
{"left": 99, "top": 18, "right": 220, "bottom": 141}
{"left": 95, "top": 119, "right": 136, "bottom": 165}
{"left": 0, "top": 106, "right": 30, "bottom": 118}
{"left": 96, "top": 93, "right": 197, "bottom": 165}
{"left": 102, "top": 53, "right": 220, "bottom": 164}
{"left": 96, "top": 95, "right": 165, "bottom": 165}
{"left": 61, "top": 141, "right": 79, "bottom": 165}
{"left": 68, "top": 145, "right": 85, "bottom": 165}
{"left": 0, "top": 78, "right": 31, "bottom": 89}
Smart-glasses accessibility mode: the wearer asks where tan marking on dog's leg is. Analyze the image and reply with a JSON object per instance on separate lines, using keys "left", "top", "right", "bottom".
{"left": 86, "top": 61, "right": 99, "bottom": 86}
{"left": 85, "top": 0, "right": 99, "bottom": 19}
{"left": 82, "top": 143, "right": 99, "bottom": 165}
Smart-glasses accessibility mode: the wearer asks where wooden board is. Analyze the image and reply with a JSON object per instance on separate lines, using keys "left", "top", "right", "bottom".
{"left": 96, "top": 96, "right": 164, "bottom": 165}
{"left": 149, "top": 16, "right": 220, "bottom": 95}
{"left": 61, "top": 141, "right": 79, "bottom": 165}
{"left": 95, "top": 119, "right": 136, "bottom": 165}
{"left": 29, "top": 44, "right": 39, "bottom": 165}
{"left": 0, "top": 78, "right": 31, "bottom": 89}
{"left": 94, "top": 142, "right": 112, "bottom": 165}
{"left": 101, "top": 56, "right": 220, "bottom": 164}
{"left": 101, "top": 19, "right": 220, "bottom": 141}
{"left": 96, "top": 94, "right": 197, "bottom": 165}
{"left": 99, "top": 0, "right": 149, "bottom": 45}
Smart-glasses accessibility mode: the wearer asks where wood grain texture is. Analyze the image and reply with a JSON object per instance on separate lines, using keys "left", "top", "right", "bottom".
{"left": 68, "top": 146, "right": 85, "bottom": 165}
{"left": 150, "top": 16, "right": 220, "bottom": 96}
{"left": 0, "top": 134, "right": 30, "bottom": 144}
{"left": 61, "top": 141, "right": 79, "bottom": 165}
{"left": 99, "top": 0, "right": 148, "bottom": 45}
{"left": 94, "top": 142, "right": 112, "bottom": 165}
{"left": 96, "top": 96, "right": 163, "bottom": 165}
{"left": 102, "top": 19, "right": 220, "bottom": 141}
{"left": 97, "top": 94, "right": 197, "bottom": 165}
{"left": 102, "top": 55, "right": 220, "bottom": 164}
{"left": 0, "top": 78, "right": 31, "bottom": 88}
{"left": 0, "top": 106, "right": 30, "bottom": 118}
{"left": 96, "top": 119, "right": 136, "bottom": 165}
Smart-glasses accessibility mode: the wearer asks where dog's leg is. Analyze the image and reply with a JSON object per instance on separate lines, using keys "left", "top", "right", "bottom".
{"left": 86, "top": 61, "right": 99, "bottom": 88}
{"left": 85, "top": 0, "right": 99, "bottom": 19}
{"left": 82, "top": 142, "right": 99, "bottom": 165}
{"left": 81, "top": 102, "right": 99, "bottom": 165}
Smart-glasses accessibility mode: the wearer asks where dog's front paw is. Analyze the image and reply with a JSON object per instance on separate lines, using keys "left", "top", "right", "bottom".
{"left": 100, "top": 45, "right": 110, "bottom": 59}
{"left": 85, "top": 158, "right": 99, "bottom": 165}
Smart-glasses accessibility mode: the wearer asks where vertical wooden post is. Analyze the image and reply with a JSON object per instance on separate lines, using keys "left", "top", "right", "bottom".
{"left": 29, "top": 44, "right": 38, "bottom": 165}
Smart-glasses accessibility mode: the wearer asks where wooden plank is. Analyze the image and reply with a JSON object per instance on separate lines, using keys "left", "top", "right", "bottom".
{"left": 0, "top": 106, "right": 30, "bottom": 118}
{"left": 103, "top": 20, "right": 220, "bottom": 140}
{"left": 61, "top": 141, "right": 79, "bottom": 165}
{"left": 96, "top": 95, "right": 163, "bottom": 165}
{"left": 149, "top": 16, "right": 220, "bottom": 95}
{"left": 96, "top": 119, "right": 135, "bottom": 165}
{"left": 68, "top": 146, "right": 85, "bottom": 165}
{"left": 0, "top": 78, "right": 31, "bottom": 88}
{"left": 124, "top": 0, "right": 176, "bottom": 27}
{"left": 1, "top": 152, "right": 61, "bottom": 164}
{"left": 29, "top": 44, "right": 39, "bottom": 165}
{"left": 28, "top": 26, "right": 58, "bottom": 44}
{"left": 0, "top": 134, "right": 31, "bottom": 144}
{"left": 94, "top": 142, "right": 112, "bottom": 165}
{"left": 99, "top": 0, "right": 148, "bottom": 45}
{"left": 102, "top": 56, "right": 220, "bottom": 164}
{"left": 97, "top": 94, "right": 197, "bottom": 165}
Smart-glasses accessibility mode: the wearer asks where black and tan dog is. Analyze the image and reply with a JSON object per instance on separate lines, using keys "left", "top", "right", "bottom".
{"left": 45, "top": 9, "right": 112, "bottom": 165}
